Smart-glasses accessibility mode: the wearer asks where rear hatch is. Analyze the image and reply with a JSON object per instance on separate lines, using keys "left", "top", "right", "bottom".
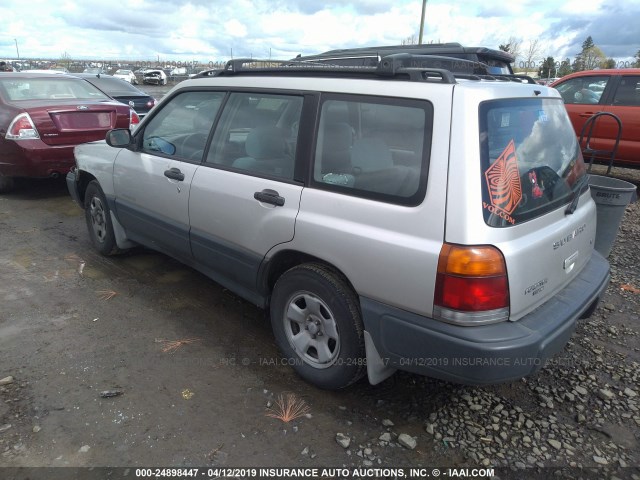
{"left": 446, "top": 88, "right": 596, "bottom": 322}
{"left": 21, "top": 100, "right": 129, "bottom": 146}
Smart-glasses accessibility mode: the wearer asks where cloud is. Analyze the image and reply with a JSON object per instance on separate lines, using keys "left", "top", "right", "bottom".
{"left": 0, "top": 0, "right": 637, "bottom": 64}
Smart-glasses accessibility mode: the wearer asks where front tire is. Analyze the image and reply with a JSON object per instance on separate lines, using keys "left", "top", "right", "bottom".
{"left": 270, "top": 263, "right": 366, "bottom": 389}
{"left": 84, "top": 181, "right": 121, "bottom": 256}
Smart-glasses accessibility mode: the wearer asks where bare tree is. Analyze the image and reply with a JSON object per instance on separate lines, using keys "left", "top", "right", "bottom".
{"left": 401, "top": 34, "right": 418, "bottom": 45}
{"left": 499, "top": 36, "right": 522, "bottom": 64}
{"left": 523, "top": 39, "right": 541, "bottom": 75}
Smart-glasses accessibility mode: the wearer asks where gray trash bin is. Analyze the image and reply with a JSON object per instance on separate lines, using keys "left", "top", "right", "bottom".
{"left": 588, "top": 174, "right": 638, "bottom": 257}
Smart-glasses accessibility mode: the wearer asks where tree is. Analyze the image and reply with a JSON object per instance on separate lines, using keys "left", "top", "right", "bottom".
{"left": 558, "top": 58, "right": 572, "bottom": 77}
{"left": 539, "top": 56, "right": 557, "bottom": 79}
{"left": 582, "top": 36, "right": 595, "bottom": 51}
{"left": 401, "top": 34, "right": 418, "bottom": 45}
{"left": 635, "top": 50, "right": 640, "bottom": 68}
{"left": 522, "top": 39, "right": 541, "bottom": 75}
{"left": 573, "top": 36, "right": 606, "bottom": 71}
{"left": 602, "top": 58, "right": 616, "bottom": 69}
{"left": 59, "top": 51, "right": 71, "bottom": 70}
{"left": 499, "top": 36, "right": 522, "bottom": 64}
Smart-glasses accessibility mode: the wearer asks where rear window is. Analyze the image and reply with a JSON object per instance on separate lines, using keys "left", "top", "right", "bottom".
{"left": 0, "top": 77, "right": 109, "bottom": 101}
{"left": 479, "top": 98, "right": 586, "bottom": 227}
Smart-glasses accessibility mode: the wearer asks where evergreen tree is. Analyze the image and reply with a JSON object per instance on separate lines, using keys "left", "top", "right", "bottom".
{"left": 582, "top": 36, "right": 595, "bottom": 51}
{"left": 573, "top": 36, "right": 605, "bottom": 71}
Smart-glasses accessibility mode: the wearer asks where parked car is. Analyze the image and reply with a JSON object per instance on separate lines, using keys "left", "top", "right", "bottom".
{"left": 0, "top": 72, "right": 139, "bottom": 192}
{"left": 67, "top": 56, "right": 609, "bottom": 390}
{"left": 170, "top": 67, "right": 187, "bottom": 76}
{"left": 113, "top": 69, "right": 138, "bottom": 84}
{"left": 143, "top": 69, "right": 167, "bottom": 85}
{"left": 294, "top": 42, "right": 515, "bottom": 74}
{"left": 550, "top": 69, "right": 640, "bottom": 168}
{"left": 1, "top": 61, "right": 17, "bottom": 72}
{"left": 74, "top": 73, "right": 156, "bottom": 118}
{"left": 83, "top": 67, "right": 107, "bottom": 75}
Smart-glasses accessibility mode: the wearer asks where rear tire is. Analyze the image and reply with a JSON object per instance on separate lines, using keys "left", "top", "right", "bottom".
{"left": 270, "top": 263, "right": 366, "bottom": 390}
{"left": 84, "top": 181, "right": 121, "bottom": 256}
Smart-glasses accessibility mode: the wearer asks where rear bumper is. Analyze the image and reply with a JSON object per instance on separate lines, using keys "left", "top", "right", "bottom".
{"left": 0, "top": 139, "right": 75, "bottom": 178}
{"left": 361, "top": 252, "right": 610, "bottom": 385}
{"left": 66, "top": 169, "right": 83, "bottom": 207}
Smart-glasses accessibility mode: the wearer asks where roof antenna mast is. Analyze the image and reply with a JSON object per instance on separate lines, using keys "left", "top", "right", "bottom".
{"left": 418, "top": 0, "right": 427, "bottom": 45}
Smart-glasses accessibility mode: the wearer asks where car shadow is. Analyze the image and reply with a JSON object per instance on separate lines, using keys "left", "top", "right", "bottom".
{"left": 2, "top": 177, "right": 70, "bottom": 200}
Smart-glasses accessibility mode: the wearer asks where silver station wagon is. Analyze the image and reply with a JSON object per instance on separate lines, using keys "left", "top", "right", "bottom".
{"left": 67, "top": 57, "right": 610, "bottom": 390}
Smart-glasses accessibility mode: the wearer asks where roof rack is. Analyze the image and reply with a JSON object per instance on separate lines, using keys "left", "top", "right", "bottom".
{"left": 203, "top": 56, "right": 538, "bottom": 86}
{"left": 219, "top": 57, "right": 458, "bottom": 84}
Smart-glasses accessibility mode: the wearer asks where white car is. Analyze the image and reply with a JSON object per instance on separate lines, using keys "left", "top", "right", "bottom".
{"left": 142, "top": 69, "right": 167, "bottom": 85}
{"left": 113, "top": 69, "right": 137, "bottom": 84}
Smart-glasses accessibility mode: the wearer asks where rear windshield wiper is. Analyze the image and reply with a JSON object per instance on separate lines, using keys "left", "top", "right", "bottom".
{"left": 565, "top": 174, "right": 589, "bottom": 215}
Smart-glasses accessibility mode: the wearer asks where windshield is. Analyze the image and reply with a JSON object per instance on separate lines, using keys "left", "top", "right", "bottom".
{"left": 479, "top": 98, "right": 586, "bottom": 227}
{"left": 482, "top": 60, "right": 512, "bottom": 75}
{"left": 0, "top": 77, "right": 111, "bottom": 101}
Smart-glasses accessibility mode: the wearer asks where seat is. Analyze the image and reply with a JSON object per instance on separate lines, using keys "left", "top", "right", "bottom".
{"left": 351, "top": 137, "right": 394, "bottom": 173}
{"left": 351, "top": 138, "right": 418, "bottom": 196}
{"left": 232, "top": 126, "right": 293, "bottom": 178}
{"left": 320, "top": 122, "right": 353, "bottom": 173}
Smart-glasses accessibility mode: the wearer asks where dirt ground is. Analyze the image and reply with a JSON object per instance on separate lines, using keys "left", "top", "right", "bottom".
{"left": 1, "top": 153, "right": 639, "bottom": 477}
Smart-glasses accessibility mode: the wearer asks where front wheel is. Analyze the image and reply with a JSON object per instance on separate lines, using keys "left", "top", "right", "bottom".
{"left": 270, "top": 263, "right": 366, "bottom": 389}
{"left": 84, "top": 181, "right": 122, "bottom": 256}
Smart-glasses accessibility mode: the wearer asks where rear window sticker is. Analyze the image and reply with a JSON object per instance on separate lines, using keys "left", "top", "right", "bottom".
{"left": 500, "top": 112, "right": 510, "bottom": 127}
{"left": 528, "top": 170, "right": 544, "bottom": 199}
{"left": 483, "top": 139, "right": 522, "bottom": 224}
{"left": 538, "top": 110, "right": 548, "bottom": 122}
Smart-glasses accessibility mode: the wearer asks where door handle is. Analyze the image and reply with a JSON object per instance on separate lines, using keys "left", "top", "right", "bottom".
{"left": 254, "top": 189, "right": 285, "bottom": 206}
{"left": 578, "top": 112, "right": 597, "bottom": 117}
{"left": 164, "top": 167, "right": 185, "bottom": 181}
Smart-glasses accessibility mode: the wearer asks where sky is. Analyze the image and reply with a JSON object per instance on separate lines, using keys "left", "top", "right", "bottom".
{"left": 1, "top": 0, "right": 638, "bottom": 67}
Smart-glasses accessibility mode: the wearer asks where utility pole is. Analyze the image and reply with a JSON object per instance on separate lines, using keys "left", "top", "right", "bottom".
{"left": 14, "top": 39, "right": 19, "bottom": 59}
{"left": 418, "top": 0, "right": 427, "bottom": 45}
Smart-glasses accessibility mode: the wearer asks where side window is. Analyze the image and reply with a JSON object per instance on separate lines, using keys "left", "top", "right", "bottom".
{"left": 554, "top": 76, "right": 609, "bottom": 105}
{"left": 613, "top": 76, "right": 640, "bottom": 106}
{"left": 206, "top": 92, "right": 303, "bottom": 180}
{"left": 312, "top": 95, "right": 432, "bottom": 205}
{"left": 141, "top": 91, "right": 223, "bottom": 160}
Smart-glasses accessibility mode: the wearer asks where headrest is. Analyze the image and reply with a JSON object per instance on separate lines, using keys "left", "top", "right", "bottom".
{"left": 323, "top": 122, "right": 353, "bottom": 150}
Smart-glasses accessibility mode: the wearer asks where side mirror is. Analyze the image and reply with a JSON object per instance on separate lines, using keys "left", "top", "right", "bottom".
{"left": 106, "top": 128, "right": 132, "bottom": 147}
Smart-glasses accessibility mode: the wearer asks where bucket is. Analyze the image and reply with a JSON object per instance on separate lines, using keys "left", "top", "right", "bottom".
{"left": 588, "top": 174, "right": 637, "bottom": 257}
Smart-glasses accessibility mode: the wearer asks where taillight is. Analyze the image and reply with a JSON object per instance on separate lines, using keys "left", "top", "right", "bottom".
{"left": 433, "top": 243, "right": 509, "bottom": 325}
{"left": 6, "top": 113, "right": 40, "bottom": 140}
{"left": 146, "top": 98, "right": 157, "bottom": 108}
{"left": 130, "top": 109, "right": 140, "bottom": 130}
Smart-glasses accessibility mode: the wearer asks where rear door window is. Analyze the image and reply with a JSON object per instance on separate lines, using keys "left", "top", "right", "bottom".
{"left": 312, "top": 94, "right": 432, "bottom": 206}
{"left": 612, "top": 76, "right": 640, "bottom": 106}
{"left": 479, "top": 98, "right": 587, "bottom": 227}
{"left": 205, "top": 92, "right": 304, "bottom": 181}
